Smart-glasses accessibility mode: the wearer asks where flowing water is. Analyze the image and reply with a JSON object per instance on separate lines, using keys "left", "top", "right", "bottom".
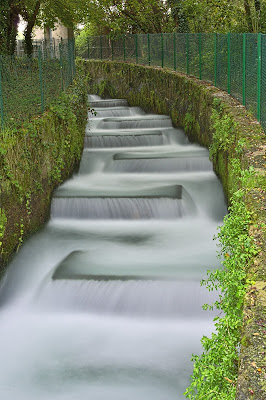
{"left": 0, "top": 95, "right": 227, "bottom": 399}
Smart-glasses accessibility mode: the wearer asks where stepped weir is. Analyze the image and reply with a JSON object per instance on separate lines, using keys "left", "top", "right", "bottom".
{"left": 0, "top": 95, "right": 226, "bottom": 399}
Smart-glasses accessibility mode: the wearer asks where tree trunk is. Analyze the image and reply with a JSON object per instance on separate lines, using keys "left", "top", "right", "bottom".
{"left": 0, "top": 0, "right": 19, "bottom": 55}
{"left": 254, "top": 0, "right": 261, "bottom": 32}
{"left": 23, "top": 0, "right": 42, "bottom": 56}
{"left": 254, "top": 0, "right": 261, "bottom": 12}
{"left": 243, "top": 0, "right": 253, "bottom": 31}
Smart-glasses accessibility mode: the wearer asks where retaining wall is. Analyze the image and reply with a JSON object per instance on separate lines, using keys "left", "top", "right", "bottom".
{"left": 0, "top": 73, "right": 88, "bottom": 273}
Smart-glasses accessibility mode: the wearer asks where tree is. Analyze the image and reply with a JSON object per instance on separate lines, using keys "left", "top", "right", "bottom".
{"left": 0, "top": 1, "right": 20, "bottom": 54}
{"left": 21, "top": 0, "right": 91, "bottom": 55}
{"left": 0, "top": 0, "right": 91, "bottom": 55}
{"left": 79, "top": 0, "right": 177, "bottom": 36}
{"left": 180, "top": 0, "right": 266, "bottom": 33}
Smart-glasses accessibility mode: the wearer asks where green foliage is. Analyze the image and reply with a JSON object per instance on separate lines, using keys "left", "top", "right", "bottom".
{"left": 184, "top": 112, "right": 194, "bottom": 131}
{"left": 78, "top": 0, "right": 178, "bottom": 37}
{"left": 1, "top": 0, "right": 89, "bottom": 55}
{"left": 180, "top": 0, "right": 266, "bottom": 33}
{"left": 96, "top": 79, "right": 116, "bottom": 98}
{"left": 0, "top": 0, "right": 19, "bottom": 54}
{"left": 184, "top": 166, "right": 259, "bottom": 399}
{"left": 76, "top": 0, "right": 266, "bottom": 37}
{"left": 0, "top": 70, "right": 87, "bottom": 266}
{"left": 0, "top": 209, "right": 7, "bottom": 251}
{"left": 209, "top": 102, "right": 238, "bottom": 159}
{"left": 75, "top": 26, "right": 91, "bottom": 58}
{"left": 0, "top": 42, "right": 73, "bottom": 129}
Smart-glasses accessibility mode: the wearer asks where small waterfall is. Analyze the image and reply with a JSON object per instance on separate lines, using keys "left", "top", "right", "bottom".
{"left": 90, "top": 108, "right": 141, "bottom": 119}
{"left": 111, "top": 156, "right": 213, "bottom": 172}
{"left": 35, "top": 279, "right": 218, "bottom": 318}
{"left": 97, "top": 116, "right": 172, "bottom": 130}
{"left": 89, "top": 99, "right": 128, "bottom": 108}
{"left": 51, "top": 197, "right": 190, "bottom": 219}
{"left": 84, "top": 134, "right": 163, "bottom": 148}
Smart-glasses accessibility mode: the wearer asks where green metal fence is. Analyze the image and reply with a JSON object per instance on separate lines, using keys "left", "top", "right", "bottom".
{"left": 0, "top": 39, "right": 75, "bottom": 130}
{"left": 81, "top": 33, "right": 266, "bottom": 131}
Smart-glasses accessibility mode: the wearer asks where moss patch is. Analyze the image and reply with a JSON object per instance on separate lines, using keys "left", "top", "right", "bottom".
{"left": 0, "top": 71, "right": 88, "bottom": 274}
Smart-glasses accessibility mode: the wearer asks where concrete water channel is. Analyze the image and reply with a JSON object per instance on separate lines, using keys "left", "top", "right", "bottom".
{"left": 0, "top": 95, "right": 227, "bottom": 399}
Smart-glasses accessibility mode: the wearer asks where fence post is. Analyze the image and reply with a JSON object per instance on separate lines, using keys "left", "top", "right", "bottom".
{"left": 68, "top": 40, "right": 73, "bottom": 85}
{"left": 257, "top": 33, "right": 262, "bottom": 122}
{"left": 227, "top": 32, "right": 231, "bottom": 94}
{"left": 148, "top": 33, "right": 151, "bottom": 66}
{"left": 214, "top": 33, "right": 217, "bottom": 86}
{"left": 111, "top": 39, "right": 114, "bottom": 61}
{"left": 242, "top": 33, "right": 246, "bottom": 106}
{"left": 100, "top": 36, "right": 103, "bottom": 60}
{"left": 199, "top": 33, "right": 202, "bottom": 80}
{"left": 38, "top": 48, "right": 45, "bottom": 113}
{"left": 59, "top": 42, "right": 64, "bottom": 91}
{"left": 161, "top": 33, "right": 164, "bottom": 68}
{"left": 186, "top": 33, "right": 189, "bottom": 75}
{"left": 135, "top": 34, "right": 138, "bottom": 64}
{"left": 0, "top": 56, "right": 4, "bottom": 128}
{"left": 71, "top": 39, "right": 76, "bottom": 76}
{"left": 123, "top": 35, "right": 126, "bottom": 62}
{"left": 174, "top": 33, "right": 176, "bottom": 71}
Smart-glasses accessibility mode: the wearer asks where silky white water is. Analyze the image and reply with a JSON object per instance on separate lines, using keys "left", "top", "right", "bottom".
{"left": 0, "top": 94, "right": 227, "bottom": 399}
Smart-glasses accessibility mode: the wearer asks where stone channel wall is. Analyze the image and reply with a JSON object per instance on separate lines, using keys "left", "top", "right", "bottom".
{"left": 79, "top": 59, "right": 265, "bottom": 399}
{"left": 0, "top": 73, "right": 88, "bottom": 274}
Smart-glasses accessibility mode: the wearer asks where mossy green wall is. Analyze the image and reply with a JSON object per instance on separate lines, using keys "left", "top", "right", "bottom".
{"left": 79, "top": 59, "right": 265, "bottom": 399}
{"left": 0, "top": 73, "right": 88, "bottom": 273}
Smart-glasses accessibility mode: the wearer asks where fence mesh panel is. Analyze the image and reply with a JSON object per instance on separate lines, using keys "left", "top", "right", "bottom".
{"left": 230, "top": 33, "right": 243, "bottom": 103}
{"left": 175, "top": 34, "right": 186, "bottom": 74}
{"left": 188, "top": 33, "right": 200, "bottom": 78}
{"left": 112, "top": 37, "right": 124, "bottom": 61}
{"left": 0, "top": 39, "right": 75, "bottom": 129}
{"left": 124, "top": 35, "right": 136, "bottom": 63}
{"left": 163, "top": 33, "right": 174, "bottom": 70}
{"left": 149, "top": 34, "right": 162, "bottom": 67}
{"left": 85, "top": 32, "right": 266, "bottom": 132}
{"left": 261, "top": 35, "right": 266, "bottom": 128}
{"left": 201, "top": 33, "right": 215, "bottom": 84}
{"left": 88, "top": 36, "right": 101, "bottom": 60}
{"left": 246, "top": 34, "right": 258, "bottom": 117}
{"left": 102, "top": 36, "right": 112, "bottom": 60}
{"left": 137, "top": 34, "right": 149, "bottom": 65}
{"left": 216, "top": 34, "right": 228, "bottom": 91}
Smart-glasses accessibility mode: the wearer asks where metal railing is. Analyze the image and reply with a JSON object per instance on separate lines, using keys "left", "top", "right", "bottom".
{"left": 0, "top": 39, "right": 75, "bottom": 129}
{"left": 81, "top": 33, "right": 266, "bottom": 131}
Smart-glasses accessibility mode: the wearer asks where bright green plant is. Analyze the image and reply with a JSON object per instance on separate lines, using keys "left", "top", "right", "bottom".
{"left": 184, "top": 168, "right": 259, "bottom": 399}
{"left": 0, "top": 209, "right": 7, "bottom": 251}
{"left": 209, "top": 105, "right": 238, "bottom": 159}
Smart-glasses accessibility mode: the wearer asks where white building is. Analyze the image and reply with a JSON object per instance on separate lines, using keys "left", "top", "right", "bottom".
{"left": 33, "top": 23, "right": 74, "bottom": 41}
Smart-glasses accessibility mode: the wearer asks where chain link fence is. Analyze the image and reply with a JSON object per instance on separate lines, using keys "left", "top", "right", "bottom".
{"left": 0, "top": 39, "right": 75, "bottom": 129}
{"left": 80, "top": 33, "right": 266, "bottom": 132}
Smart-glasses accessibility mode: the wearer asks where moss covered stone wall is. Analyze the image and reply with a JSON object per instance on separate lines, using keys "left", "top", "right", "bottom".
{"left": 0, "top": 73, "right": 88, "bottom": 273}
{"left": 79, "top": 59, "right": 265, "bottom": 399}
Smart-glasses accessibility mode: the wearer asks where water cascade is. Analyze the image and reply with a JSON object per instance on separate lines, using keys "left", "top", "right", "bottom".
{"left": 0, "top": 94, "right": 226, "bottom": 399}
